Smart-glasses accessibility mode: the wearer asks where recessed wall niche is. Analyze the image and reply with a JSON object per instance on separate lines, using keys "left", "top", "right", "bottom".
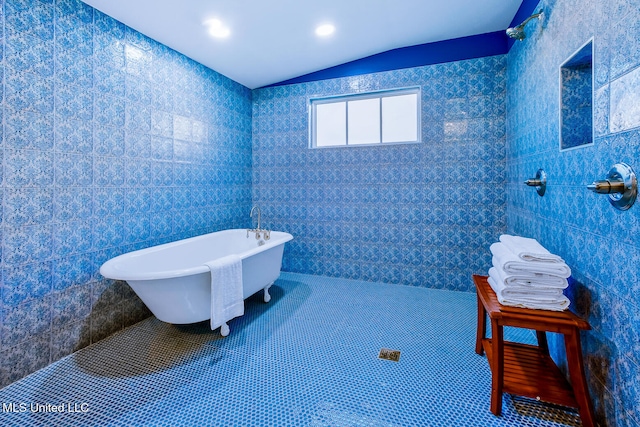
{"left": 559, "top": 39, "right": 594, "bottom": 151}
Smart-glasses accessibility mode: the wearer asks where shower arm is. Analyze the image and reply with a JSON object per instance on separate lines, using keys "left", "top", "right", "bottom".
{"left": 515, "top": 12, "right": 542, "bottom": 30}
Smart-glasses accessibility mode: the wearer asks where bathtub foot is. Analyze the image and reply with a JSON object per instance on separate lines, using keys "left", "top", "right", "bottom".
{"left": 263, "top": 283, "right": 273, "bottom": 303}
{"left": 220, "top": 323, "right": 230, "bottom": 337}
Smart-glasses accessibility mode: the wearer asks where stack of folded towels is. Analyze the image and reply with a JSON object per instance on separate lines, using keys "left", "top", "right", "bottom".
{"left": 488, "top": 234, "right": 571, "bottom": 311}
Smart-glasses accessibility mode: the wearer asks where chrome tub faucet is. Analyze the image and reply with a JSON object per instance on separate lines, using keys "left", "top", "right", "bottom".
{"left": 248, "top": 206, "right": 270, "bottom": 241}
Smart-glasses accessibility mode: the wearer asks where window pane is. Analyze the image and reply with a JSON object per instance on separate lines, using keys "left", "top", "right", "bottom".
{"left": 382, "top": 94, "right": 418, "bottom": 143}
{"left": 348, "top": 98, "right": 380, "bottom": 145}
{"left": 316, "top": 102, "right": 346, "bottom": 147}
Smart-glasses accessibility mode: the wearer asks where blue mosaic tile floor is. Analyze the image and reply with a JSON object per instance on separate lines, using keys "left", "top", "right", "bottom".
{"left": 0, "top": 273, "right": 582, "bottom": 426}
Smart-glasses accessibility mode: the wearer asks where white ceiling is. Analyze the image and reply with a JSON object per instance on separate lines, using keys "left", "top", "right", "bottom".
{"left": 81, "top": 0, "right": 524, "bottom": 89}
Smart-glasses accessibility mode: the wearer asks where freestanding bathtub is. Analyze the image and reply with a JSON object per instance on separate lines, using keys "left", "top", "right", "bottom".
{"left": 100, "top": 229, "right": 293, "bottom": 331}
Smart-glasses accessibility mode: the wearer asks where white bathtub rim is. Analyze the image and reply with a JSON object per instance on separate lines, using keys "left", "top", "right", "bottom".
{"left": 99, "top": 229, "right": 293, "bottom": 281}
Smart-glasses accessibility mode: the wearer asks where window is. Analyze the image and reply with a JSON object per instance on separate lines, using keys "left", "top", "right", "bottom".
{"left": 310, "top": 88, "right": 421, "bottom": 148}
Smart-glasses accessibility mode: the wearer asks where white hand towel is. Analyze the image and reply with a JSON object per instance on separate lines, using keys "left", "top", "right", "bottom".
{"left": 490, "top": 242, "right": 571, "bottom": 278}
{"left": 488, "top": 270, "right": 570, "bottom": 312}
{"left": 206, "top": 255, "right": 244, "bottom": 332}
{"left": 491, "top": 257, "right": 569, "bottom": 289}
{"left": 499, "top": 234, "right": 564, "bottom": 263}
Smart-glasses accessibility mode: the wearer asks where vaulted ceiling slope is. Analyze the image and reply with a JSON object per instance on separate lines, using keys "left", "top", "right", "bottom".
{"left": 81, "top": 0, "right": 524, "bottom": 89}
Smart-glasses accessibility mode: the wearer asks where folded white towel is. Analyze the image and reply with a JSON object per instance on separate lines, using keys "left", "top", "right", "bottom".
{"left": 488, "top": 271, "right": 570, "bottom": 312}
{"left": 499, "top": 234, "right": 564, "bottom": 263}
{"left": 491, "top": 257, "right": 569, "bottom": 289}
{"left": 489, "top": 268, "right": 564, "bottom": 298}
{"left": 490, "top": 242, "right": 571, "bottom": 278}
{"left": 206, "top": 255, "right": 244, "bottom": 334}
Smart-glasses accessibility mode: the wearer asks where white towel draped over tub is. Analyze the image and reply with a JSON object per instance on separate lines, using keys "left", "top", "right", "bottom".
{"left": 205, "top": 254, "right": 244, "bottom": 334}
{"left": 490, "top": 242, "right": 571, "bottom": 278}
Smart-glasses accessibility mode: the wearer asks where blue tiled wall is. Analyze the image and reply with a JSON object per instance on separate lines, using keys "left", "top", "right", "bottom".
{"left": 506, "top": 0, "right": 640, "bottom": 425}
{"left": 0, "top": 0, "right": 253, "bottom": 386}
{"left": 252, "top": 57, "right": 507, "bottom": 291}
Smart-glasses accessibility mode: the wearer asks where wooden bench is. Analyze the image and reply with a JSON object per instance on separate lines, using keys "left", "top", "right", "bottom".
{"left": 473, "top": 274, "right": 594, "bottom": 427}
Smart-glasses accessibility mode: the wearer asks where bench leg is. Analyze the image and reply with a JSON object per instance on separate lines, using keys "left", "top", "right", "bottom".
{"left": 476, "top": 293, "right": 487, "bottom": 355}
{"left": 490, "top": 320, "right": 504, "bottom": 416}
{"left": 536, "top": 330, "right": 549, "bottom": 356}
{"left": 564, "top": 330, "right": 595, "bottom": 427}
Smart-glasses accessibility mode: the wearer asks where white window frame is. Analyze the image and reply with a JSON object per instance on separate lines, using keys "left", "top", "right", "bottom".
{"left": 309, "top": 87, "right": 422, "bottom": 148}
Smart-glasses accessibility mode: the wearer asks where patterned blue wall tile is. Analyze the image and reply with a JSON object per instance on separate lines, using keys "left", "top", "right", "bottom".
{"left": 2, "top": 261, "right": 52, "bottom": 307}
{"left": 252, "top": 56, "right": 507, "bottom": 292}
{"left": 149, "top": 188, "right": 173, "bottom": 212}
{"left": 55, "top": 117, "right": 93, "bottom": 153}
{"left": 4, "top": 224, "right": 52, "bottom": 265}
{"left": 151, "top": 111, "right": 173, "bottom": 139}
{"left": 4, "top": 187, "right": 53, "bottom": 226}
{"left": 90, "top": 303, "right": 122, "bottom": 343}
{"left": 124, "top": 44, "right": 152, "bottom": 79}
{"left": 55, "top": 18, "right": 93, "bottom": 56}
{"left": 94, "top": 93, "right": 125, "bottom": 126}
{"left": 62, "top": 0, "right": 95, "bottom": 23}
{"left": 94, "top": 9, "right": 124, "bottom": 40}
{"left": 53, "top": 221, "right": 92, "bottom": 257}
{"left": 121, "top": 294, "right": 152, "bottom": 326}
{"left": 608, "top": 6, "right": 640, "bottom": 80}
{"left": 125, "top": 103, "right": 152, "bottom": 134}
{"left": 0, "top": 335, "right": 50, "bottom": 387}
{"left": 125, "top": 131, "right": 151, "bottom": 159}
{"left": 1, "top": 296, "right": 51, "bottom": 349}
{"left": 5, "top": 0, "right": 54, "bottom": 40}
{"left": 93, "top": 156, "right": 125, "bottom": 187}
{"left": 124, "top": 187, "right": 150, "bottom": 214}
{"left": 5, "top": 149, "right": 54, "bottom": 188}
{"left": 91, "top": 278, "right": 125, "bottom": 309}
{"left": 50, "top": 318, "right": 90, "bottom": 362}
{"left": 51, "top": 283, "right": 91, "bottom": 328}
{"left": 56, "top": 83, "right": 93, "bottom": 120}
{"left": 124, "top": 26, "right": 154, "bottom": 51}
{"left": 5, "top": 108, "right": 54, "bottom": 151}
{"left": 91, "top": 216, "right": 124, "bottom": 250}
{"left": 92, "top": 188, "right": 124, "bottom": 218}
{"left": 94, "top": 63, "right": 125, "bottom": 96}
{"left": 124, "top": 159, "right": 151, "bottom": 186}
{"left": 506, "top": 0, "right": 640, "bottom": 425}
{"left": 5, "top": 70, "right": 53, "bottom": 114}
{"left": 610, "top": 64, "right": 640, "bottom": 133}
{"left": 150, "top": 212, "right": 173, "bottom": 238}
{"left": 94, "top": 125, "right": 125, "bottom": 156}
{"left": 5, "top": 34, "right": 54, "bottom": 77}
{"left": 55, "top": 153, "right": 93, "bottom": 186}
{"left": 55, "top": 49, "right": 93, "bottom": 88}
{"left": 151, "top": 137, "right": 173, "bottom": 162}
{"left": 0, "top": 0, "right": 252, "bottom": 386}
{"left": 52, "top": 254, "right": 93, "bottom": 292}
{"left": 89, "top": 279, "right": 125, "bottom": 342}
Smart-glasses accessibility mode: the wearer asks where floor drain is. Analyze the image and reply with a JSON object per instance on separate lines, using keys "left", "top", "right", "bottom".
{"left": 378, "top": 348, "right": 401, "bottom": 362}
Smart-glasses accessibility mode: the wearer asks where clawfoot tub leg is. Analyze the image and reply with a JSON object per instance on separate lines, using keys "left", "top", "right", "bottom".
{"left": 220, "top": 323, "right": 230, "bottom": 337}
{"left": 263, "top": 282, "right": 273, "bottom": 303}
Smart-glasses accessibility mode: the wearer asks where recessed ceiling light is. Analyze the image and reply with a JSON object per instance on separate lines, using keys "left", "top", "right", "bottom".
{"left": 204, "top": 18, "right": 230, "bottom": 39}
{"left": 315, "top": 24, "right": 335, "bottom": 37}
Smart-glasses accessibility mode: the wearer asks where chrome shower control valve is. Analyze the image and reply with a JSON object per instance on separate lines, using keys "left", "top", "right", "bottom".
{"left": 587, "top": 163, "right": 637, "bottom": 211}
{"left": 524, "top": 169, "right": 547, "bottom": 196}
